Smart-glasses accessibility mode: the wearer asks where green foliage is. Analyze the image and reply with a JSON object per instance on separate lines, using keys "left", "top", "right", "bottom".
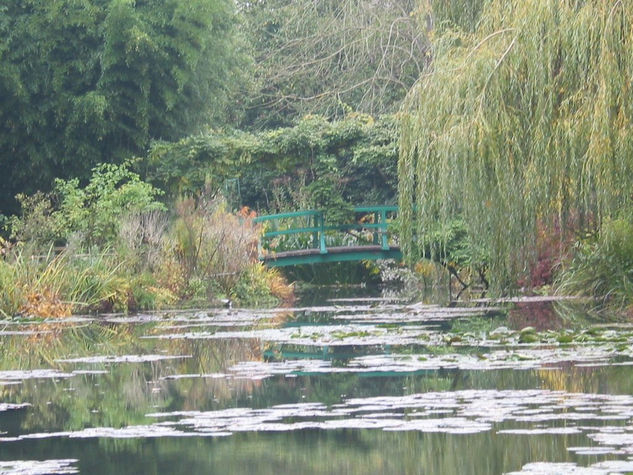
{"left": 231, "top": 263, "right": 280, "bottom": 306}
{"left": 390, "top": 216, "right": 489, "bottom": 292}
{"left": 0, "top": 259, "right": 19, "bottom": 318}
{"left": 425, "top": 0, "right": 488, "bottom": 32}
{"left": 400, "top": 0, "right": 633, "bottom": 291}
{"left": 11, "top": 163, "right": 165, "bottom": 248}
{"left": 8, "top": 193, "right": 59, "bottom": 247}
{"left": 0, "top": 0, "right": 246, "bottom": 213}
{"left": 143, "top": 130, "right": 255, "bottom": 197}
{"left": 1, "top": 193, "right": 289, "bottom": 317}
{"left": 419, "top": 218, "right": 489, "bottom": 271}
{"left": 157, "top": 196, "right": 290, "bottom": 306}
{"left": 557, "top": 217, "right": 633, "bottom": 308}
{"left": 55, "top": 163, "right": 166, "bottom": 247}
{"left": 305, "top": 154, "right": 354, "bottom": 224}
{"left": 0, "top": 246, "right": 123, "bottom": 318}
{"left": 143, "top": 114, "right": 400, "bottom": 215}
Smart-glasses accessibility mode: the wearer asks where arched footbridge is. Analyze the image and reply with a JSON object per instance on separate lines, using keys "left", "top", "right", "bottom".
{"left": 253, "top": 206, "right": 402, "bottom": 267}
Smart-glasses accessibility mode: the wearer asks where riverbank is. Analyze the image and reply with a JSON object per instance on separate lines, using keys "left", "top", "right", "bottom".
{"left": 0, "top": 244, "right": 293, "bottom": 318}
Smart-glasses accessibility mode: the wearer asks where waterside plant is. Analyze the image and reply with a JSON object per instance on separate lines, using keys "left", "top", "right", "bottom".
{"left": 399, "top": 0, "right": 633, "bottom": 295}
{"left": 556, "top": 216, "right": 633, "bottom": 313}
{"left": 1, "top": 165, "right": 292, "bottom": 318}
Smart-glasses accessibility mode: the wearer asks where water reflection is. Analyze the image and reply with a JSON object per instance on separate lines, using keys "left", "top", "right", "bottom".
{"left": 1, "top": 295, "right": 633, "bottom": 473}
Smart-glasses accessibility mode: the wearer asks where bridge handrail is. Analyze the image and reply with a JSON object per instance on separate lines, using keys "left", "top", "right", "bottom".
{"left": 353, "top": 205, "right": 398, "bottom": 213}
{"left": 254, "top": 205, "right": 398, "bottom": 256}
{"left": 262, "top": 222, "right": 396, "bottom": 238}
{"left": 253, "top": 209, "right": 321, "bottom": 223}
{"left": 253, "top": 206, "right": 397, "bottom": 225}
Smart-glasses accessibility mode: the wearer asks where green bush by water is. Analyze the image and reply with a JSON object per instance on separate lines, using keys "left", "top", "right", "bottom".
{"left": 1, "top": 167, "right": 292, "bottom": 317}
{"left": 557, "top": 217, "right": 633, "bottom": 309}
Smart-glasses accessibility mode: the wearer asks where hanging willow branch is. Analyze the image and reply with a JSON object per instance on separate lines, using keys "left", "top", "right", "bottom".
{"left": 399, "top": 0, "right": 633, "bottom": 290}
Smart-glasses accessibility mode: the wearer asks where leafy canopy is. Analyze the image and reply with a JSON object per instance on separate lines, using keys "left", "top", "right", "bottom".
{"left": 399, "top": 0, "right": 633, "bottom": 290}
{"left": 143, "top": 114, "right": 400, "bottom": 213}
{"left": 0, "top": 0, "right": 245, "bottom": 213}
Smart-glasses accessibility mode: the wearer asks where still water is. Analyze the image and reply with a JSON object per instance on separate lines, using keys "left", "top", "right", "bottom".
{"left": 1, "top": 289, "right": 633, "bottom": 474}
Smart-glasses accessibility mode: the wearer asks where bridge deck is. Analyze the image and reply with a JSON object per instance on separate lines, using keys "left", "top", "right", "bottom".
{"left": 261, "top": 245, "right": 402, "bottom": 267}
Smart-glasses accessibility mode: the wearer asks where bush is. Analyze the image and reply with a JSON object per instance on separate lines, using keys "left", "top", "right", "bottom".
{"left": 143, "top": 114, "right": 400, "bottom": 211}
{"left": 556, "top": 217, "right": 633, "bottom": 308}
{"left": 160, "top": 196, "right": 256, "bottom": 296}
{"left": 231, "top": 264, "right": 282, "bottom": 306}
{"left": 10, "top": 163, "right": 165, "bottom": 249}
{"left": 2, "top": 176, "right": 291, "bottom": 317}
{"left": 117, "top": 211, "right": 169, "bottom": 273}
{"left": 158, "top": 196, "right": 292, "bottom": 306}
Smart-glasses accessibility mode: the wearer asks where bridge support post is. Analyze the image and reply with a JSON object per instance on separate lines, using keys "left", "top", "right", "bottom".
{"left": 318, "top": 213, "right": 327, "bottom": 254}
{"left": 380, "top": 209, "right": 389, "bottom": 251}
{"left": 312, "top": 215, "right": 319, "bottom": 249}
{"left": 373, "top": 212, "right": 379, "bottom": 245}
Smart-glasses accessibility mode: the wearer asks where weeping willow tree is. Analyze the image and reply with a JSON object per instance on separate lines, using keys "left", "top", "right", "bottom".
{"left": 399, "top": 0, "right": 633, "bottom": 290}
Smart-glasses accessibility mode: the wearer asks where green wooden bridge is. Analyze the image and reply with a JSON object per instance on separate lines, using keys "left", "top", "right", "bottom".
{"left": 253, "top": 206, "right": 401, "bottom": 267}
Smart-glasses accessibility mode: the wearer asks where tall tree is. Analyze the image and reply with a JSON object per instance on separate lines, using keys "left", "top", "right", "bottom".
{"left": 240, "top": 0, "right": 429, "bottom": 127}
{"left": 399, "top": 0, "right": 633, "bottom": 289}
{"left": 0, "top": 0, "right": 245, "bottom": 213}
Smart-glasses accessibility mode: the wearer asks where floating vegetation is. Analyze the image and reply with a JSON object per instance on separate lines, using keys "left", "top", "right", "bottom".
{"left": 0, "top": 370, "right": 75, "bottom": 384}
{"left": 1, "top": 296, "right": 633, "bottom": 473}
{"left": 55, "top": 355, "right": 191, "bottom": 364}
{"left": 0, "top": 459, "right": 79, "bottom": 475}
{"left": 4, "top": 389, "right": 633, "bottom": 448}
{"left": 508, "top": 461, "right": 633, "bottom": 475}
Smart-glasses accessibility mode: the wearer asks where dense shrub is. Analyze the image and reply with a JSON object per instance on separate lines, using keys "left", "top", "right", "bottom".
{"left": 557, "top": 217, "right": 633, "bottom": 309}
{"left": 10, "top": 163, "right": 165, "bottom": 249}
{"left": 159, "top": 197, "right": 265, "bottom": 302}
{"left": 142, "top": 114, "right": 399, "bottom": 214}
{"left": 1, "top": 173, "right": 292, "bottom": 317}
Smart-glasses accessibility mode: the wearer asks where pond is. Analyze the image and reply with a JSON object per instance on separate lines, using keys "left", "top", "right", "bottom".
{"left": 1, "top": 288, "right": 633, "bottom": 474}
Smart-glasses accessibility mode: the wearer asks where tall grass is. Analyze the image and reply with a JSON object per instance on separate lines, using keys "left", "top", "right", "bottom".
{"left": 0, "top": 246, "right": 122, "bottom": 317}
{"left": 2, "top": 193, "right": 293, "bottom": 318}
{"left": 556, "top": 217, "right": 633, "bottom": 309}
{"left": 161, "top": 197, "right": 291, "bottom": 305}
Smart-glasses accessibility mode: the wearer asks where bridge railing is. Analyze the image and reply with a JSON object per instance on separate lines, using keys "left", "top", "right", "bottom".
{"left": 252, "top": 206, "right": 398, "bottom": 259}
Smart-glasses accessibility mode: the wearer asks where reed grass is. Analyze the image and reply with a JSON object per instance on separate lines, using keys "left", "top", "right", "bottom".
{"left": 556, "top": 217, "right": 633, "bottom": 309}
{"left": 0, "top": 198, "right": 292, "bottom": 317}
{"left": 0, "top": 246, "right": 122, "bottom": 317}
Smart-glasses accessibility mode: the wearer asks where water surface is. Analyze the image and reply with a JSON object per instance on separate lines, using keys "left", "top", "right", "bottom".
{"left": 1, "top": 290, "right": 633, "bottom": 474}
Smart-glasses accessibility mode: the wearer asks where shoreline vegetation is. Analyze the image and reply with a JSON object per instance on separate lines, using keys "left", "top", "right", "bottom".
{"left": 2, "top": 158, "right": 632, "bottom": 318}
{"left": 0, "top": 164, "right": 293, "bottom": 318}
